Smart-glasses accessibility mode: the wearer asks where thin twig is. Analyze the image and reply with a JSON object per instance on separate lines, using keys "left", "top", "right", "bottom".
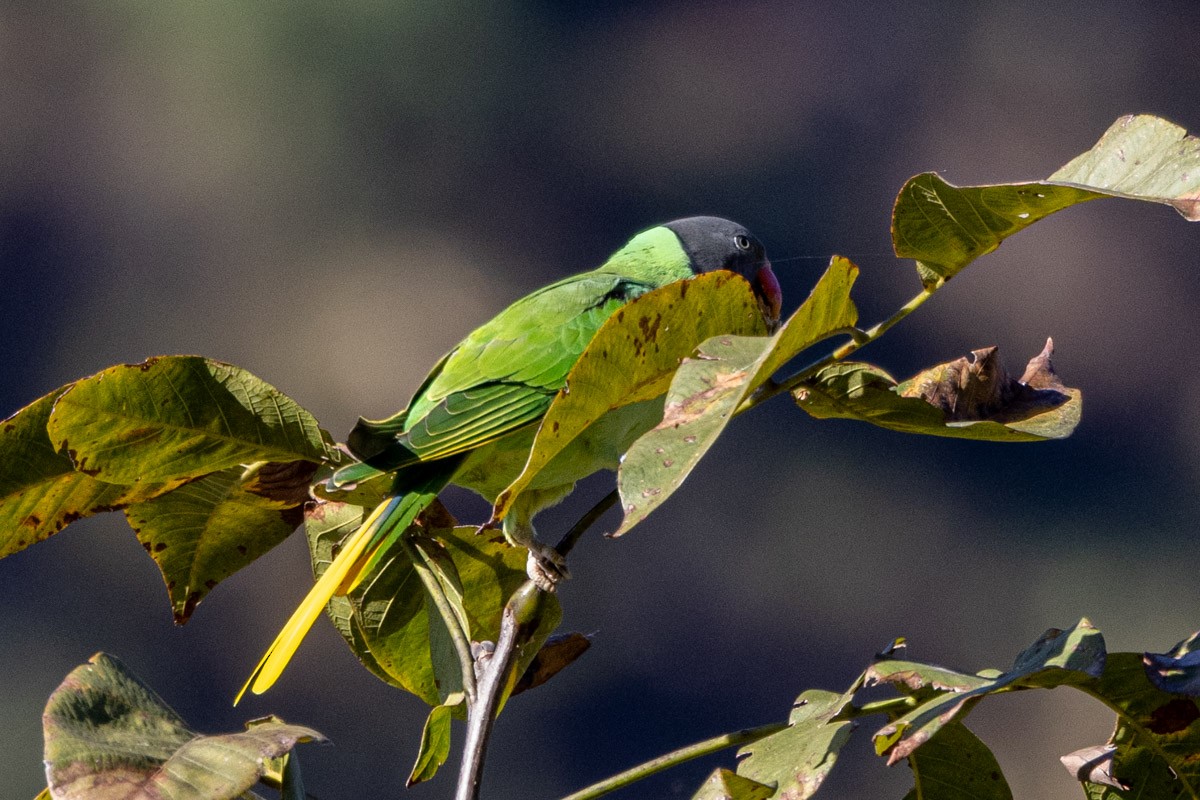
{"left": 456, "top": 491, "right": 619, "bottom": 800}
{"left": 455, "top": 585, "right": 528, "bottom": 800}
{"left": 555, "top": 722, "right": 788, "bottom": 800}
{"left": 737, "top": 282, "right": 941, "bottom": 415}
{"left": 555, "top": 488, "right": 620, "bottom": 557}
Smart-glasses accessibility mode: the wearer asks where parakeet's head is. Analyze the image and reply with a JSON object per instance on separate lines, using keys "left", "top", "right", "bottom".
{"left": 664, "top": 216, "right": 782, "bottom": 331}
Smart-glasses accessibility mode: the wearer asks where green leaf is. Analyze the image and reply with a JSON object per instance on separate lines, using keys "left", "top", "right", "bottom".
{"left": 407, "top": 704, "right": 454, "bottom": 786}
{"left": 124, "top": 462, "right": 313, "bottom": 623}
{"left": 47, "top": 356, "right": 336, "bottom": 484}
{"left": 43, "top": 653, "right": 324, "bottom": 800}
{"left": 795, "top": 340, "right": 1080, "bottom": 442}
{"left": 870, "top": 620, "right": 1105, "bottom": 764}
{"left": 902, "top": 722, "right": 1012, "bottom": 800}
{"left": 616, "top": 257, "right": 859, "bottom": 534}
{"left": 494, "top": 271, "right": 768, "bottom": 518}
{"left": 0, "top": 390, "right": 181, "bottom": 559}
{"left": 736, "top": 688, "right": 856, "bottom": 799}
{"left": 893, "top": 114, "right": 1200, "bottom": 283}
{"left": 278, "top": 751, "right": 307, "bottom": 800}
{"left": 692, "top": 768, "right": 776, "bottom": 800}
{"left": 1065, "top": 649, "right": 1200, "bottom": 798}
{"left": 1051, "top": 114, "right": 1200, "bottom": 220}
{"left": 304, "top": 496, "right": 555, "bottom": 707}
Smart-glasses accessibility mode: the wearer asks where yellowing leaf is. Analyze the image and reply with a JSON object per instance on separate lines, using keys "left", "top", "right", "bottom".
{"left": 616, "top": 258, "right": 858, "bottom": 534}
{"left": 494, "top": 272, "right": 767, "bottom": 518}
{"left": 47, "top": 356, "right": 336, "bottom": 484}
{"left": 893, "top": 114, "right": 1200, "bottom": 284}
{"left": 0, "top": 389, "right": 180, "bottom": 559}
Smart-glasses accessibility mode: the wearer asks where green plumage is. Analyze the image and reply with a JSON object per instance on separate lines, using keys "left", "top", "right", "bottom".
{"left": 241, "top": 218, "right": 775, "bottom": 698}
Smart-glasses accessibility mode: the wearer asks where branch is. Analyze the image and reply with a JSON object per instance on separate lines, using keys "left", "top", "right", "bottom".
{"left": 455, "top": 490, "right": 618, "bottom": 800}
{"left": 555, "top": 722, "right": 787, "bottom": 800}
{"left": 737, "top": 281, "right": 942, "bottom": 415}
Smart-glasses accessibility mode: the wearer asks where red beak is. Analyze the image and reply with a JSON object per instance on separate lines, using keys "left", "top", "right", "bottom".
{"left": 755, "top": 260, "right": 782, "bottom": 332}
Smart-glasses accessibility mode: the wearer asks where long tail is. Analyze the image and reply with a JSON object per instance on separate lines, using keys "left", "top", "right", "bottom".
{"left": 236, "top": 463, "right": 453, "bottom": 703}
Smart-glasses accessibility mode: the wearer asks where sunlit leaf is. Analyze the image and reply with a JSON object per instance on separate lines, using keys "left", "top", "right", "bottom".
{"left": 124, "top": 462, "right": 314, "bottom": 623}
{"left": 407, "top": 704, "right": 453, "bottom": 786}
{"left": 616, "top": 257, "right": 858, "bottom": 534}
{"left": 43, "top": 653, "right": 323, "bottom": 800}
{"left": 893, "top": 114, "right": 1200, "bottom": 284}
{"left": 692, "top": 768, "right": 775, "bottom": 800}
{"left": 736, "top": 688, "right": 856, "bottom": 799}
{"left": 871, "top": 620, "right": 1105, "bottom": 764}
{"left": 0, "top": 390, "right": 180, "bottom": 559}
{"left": 494, "top": 272, "right": 768, "bottom": 518}
{"left": 47, "top": 356, "right": 336, "bottom": 484}
{"left": 795, "top": 340, "right": 1080, "bottom": 442}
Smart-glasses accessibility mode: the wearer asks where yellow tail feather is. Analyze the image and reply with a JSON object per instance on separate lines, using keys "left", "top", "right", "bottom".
{"left": 234, "top": 498, "right": 396, "bottom": 704}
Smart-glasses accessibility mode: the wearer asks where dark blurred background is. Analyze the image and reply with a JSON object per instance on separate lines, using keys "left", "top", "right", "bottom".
{"left": 4, "top": 2, "right": 1200, "bottom": 797}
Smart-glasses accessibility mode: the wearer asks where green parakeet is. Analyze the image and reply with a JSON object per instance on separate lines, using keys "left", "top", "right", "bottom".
{"left": 239, "top": 217, "right": 779, "bottom": 699}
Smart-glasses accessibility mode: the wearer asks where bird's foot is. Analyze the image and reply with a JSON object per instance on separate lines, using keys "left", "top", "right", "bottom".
{"left": 526, "top": 541, "right": 570, "bottom": 593}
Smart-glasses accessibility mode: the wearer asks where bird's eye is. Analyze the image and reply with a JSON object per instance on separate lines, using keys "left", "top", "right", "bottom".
{"left": 734, "top": 234, "right": 752, "bottom": 251}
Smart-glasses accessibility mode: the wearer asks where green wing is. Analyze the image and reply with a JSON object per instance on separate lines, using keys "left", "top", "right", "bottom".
{"left": 349, "top": 271, "right": 653, "bottom": 466}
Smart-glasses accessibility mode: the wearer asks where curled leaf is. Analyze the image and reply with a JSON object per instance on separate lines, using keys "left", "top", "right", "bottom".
{"left": 43, "top": 653, "right": 324, "bottom": 800}
{"left": 1144, "top": 631, "right": 1200, "bottom": 696}
{"left": 796, "top": 339, "right": 1080, "bottom": 442}
{"left": 1061, "top": 744, "right": 1127, "bottom": 790}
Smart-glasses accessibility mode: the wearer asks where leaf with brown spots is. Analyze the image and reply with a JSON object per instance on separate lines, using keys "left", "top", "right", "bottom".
{"left": 493, "top": 271, "right": 767, "bottom": 518}
{"left": 124, "top": 464, "right": 311, "bottom": 623}
{"left": 47, "top": 356, "right": 337, "bottom": 484}
{"left": 795, "top": 339, "right": 1080, "bottom": 442}
{"left": 0, "top": 389, "right": 181, "bottom": 559}
{"left": 893, "top": 115, "right": 1200, "bottom": 286}
{"left": 616, "top": 257, "right": 859, "bottom": 534}
{"left": 736, "top": 688, "right": 856, "bottom": 800}
{"left": 872, "top": 620, "right": 1105, "bottom": 764}
{"left": 43, "top": 653, "right": 324, "bottom": 800}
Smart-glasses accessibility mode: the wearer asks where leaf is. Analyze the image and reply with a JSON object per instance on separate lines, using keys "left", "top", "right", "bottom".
{"left": 0, "top": 390, "right": 180, "bottom": 559}
{"left": 1051, "top": 114, "right": 1200, "bottom": 221}
{"left": 493, "top": 271, "right": 768, "bottom": 518}
{"left": 47, "top": 356, "right": 336, "bottom": 484}
{"left": 512, "top": 632, "right": 592, "bottom": 695}
{"left": 304, "top": 496, "right": 557, "bottom": 708}
{"left": 902, "top": 722, "right": 1012, "bottom": 800}
{"left": 736, "top": 689, "right": 856, "bottom": 799}
{"left": 1142, "top": 631, "right": 1200, "bottom": 696}
{"left": 893, "top": 114, "right": 1200, "bottom": 284}
{"left": 692, "top": 768, "right": 776, "bottom": 800}
{"left": 1067, "top": 650, "right": 1200, "bottom": 798}
{"left": 278, "top": 751, "right": 307, "bottom": 800}
{"left": 870, "top": 620, "right": 1106, "bottom": 764}
{"left": 43, "top": 653, "right": 324, "bottom": 800}
{"left": 616, "top": 257, "right": 859, "bottom": 534}
{"left": 795, "top": 340, "right": 1081, "bottom": 442}
{"left": 1061, "top": 745, "right": 1125, "bottom": 791}
{"left": 124, "top": 462, "right": 313, "bottom": 623}
{"left": 407, "top": 704, "right": 453, "bottom": 786}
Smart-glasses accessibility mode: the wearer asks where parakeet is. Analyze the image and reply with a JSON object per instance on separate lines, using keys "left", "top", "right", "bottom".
{"left": 239, "top": 216, "right": 780, "bottom": 699}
